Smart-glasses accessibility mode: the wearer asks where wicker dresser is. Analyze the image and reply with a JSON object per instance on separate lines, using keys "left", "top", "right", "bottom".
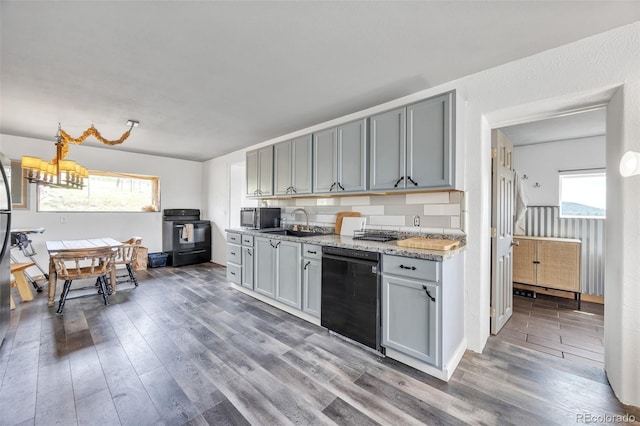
{"left": 512, "top": 236, "right": 582, "bottom": 308}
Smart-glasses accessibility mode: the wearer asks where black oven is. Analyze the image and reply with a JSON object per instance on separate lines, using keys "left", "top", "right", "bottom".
{"left": 162, "top": 209, "right": 211, "bottom": 267}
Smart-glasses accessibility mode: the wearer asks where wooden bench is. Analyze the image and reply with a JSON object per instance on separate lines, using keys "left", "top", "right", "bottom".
{"left": 10, "top": 262, "right": 36, "bottom": 305}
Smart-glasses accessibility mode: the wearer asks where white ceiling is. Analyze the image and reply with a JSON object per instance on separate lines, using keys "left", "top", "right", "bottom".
{"left": 1, "top": 2, "right": 638, "bottom": 162}
{"left": 500, "top": 108, "right": 607, "bottom": 146}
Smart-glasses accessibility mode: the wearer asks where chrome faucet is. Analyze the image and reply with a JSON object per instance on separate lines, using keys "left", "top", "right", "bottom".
{"left": 292, "top": 208, "right": 309, "bottom": 229}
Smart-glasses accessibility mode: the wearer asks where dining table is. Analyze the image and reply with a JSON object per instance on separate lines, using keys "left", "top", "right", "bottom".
{"left": 45, "top": 237, "right": 122, "bottom": 306}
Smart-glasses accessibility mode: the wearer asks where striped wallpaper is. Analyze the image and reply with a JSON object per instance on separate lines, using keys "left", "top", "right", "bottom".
{"left": 523, "top": 206, "right": 605, "bottom": 296}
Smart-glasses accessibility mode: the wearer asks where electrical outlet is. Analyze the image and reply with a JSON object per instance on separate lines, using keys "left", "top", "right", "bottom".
{"left": 60, "top": 216, "right": 67, "bottom": 224}
{"left": 413, "top": 215, "right": 420, "bottom": 227}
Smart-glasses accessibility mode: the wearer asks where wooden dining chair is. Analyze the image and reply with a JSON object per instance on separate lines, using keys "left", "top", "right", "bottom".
{"left": 114, "top": 236, "right": 142, "bottom": 286}
{"left": 50, "top": 247, "right": 116, "bottom": 315}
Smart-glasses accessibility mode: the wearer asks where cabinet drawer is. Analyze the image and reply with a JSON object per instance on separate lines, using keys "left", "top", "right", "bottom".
{"left": 302, "top": 244, "right": 322, "bottom": 259}
{"left": 227, "top": 263, "right": 241, "bottom": 284}
{"left": 241, "top": 235, "right": 254, "bottom": 246}
{"left": 227, "top": 233, "right": 241, "bottom": 244}
{"left": 226, "top": 243, "right": 241, "bottom": 264}
{"left": 383, "top": 255, "right": 439, "bottom": 282}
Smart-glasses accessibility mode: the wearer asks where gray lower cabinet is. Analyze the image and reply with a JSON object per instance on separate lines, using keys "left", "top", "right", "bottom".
{"left": 254, "top": 237, "right": 276, "bottom": 297}
{"left": 241, "top": 246, "right": 254, "bottom": 289}
{"left": 226, "top": 232, "right": 242, "bottom": 285}
{"left": 275, "top": 240, "right": 302, "bottom": 309}
{"left": 301, "top": 244, "right": 322, "bottom": 318}
{"left": 370, "top": 92, "right": 454, "bottom": 191}
{"left": 382, "top": 274, "right": 440, "bottom": 366}
{"left": 255, "top": 237, "right": 302, "bottom": 308}
{"left": 313, "top": 119, "right": 367, "bottom": 193}
{"left": 246, "top": 146, "right": 274, "bottom": 197}
{"left": 274, "top": 135, "right": 312, "bottom": 196}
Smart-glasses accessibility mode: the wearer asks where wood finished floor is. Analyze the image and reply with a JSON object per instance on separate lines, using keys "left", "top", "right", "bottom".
{"left": 496, "top": 294, "right": 605, "bottom": 368}
{"left": 1, "top": 263, "right": 638, "bottom": 425}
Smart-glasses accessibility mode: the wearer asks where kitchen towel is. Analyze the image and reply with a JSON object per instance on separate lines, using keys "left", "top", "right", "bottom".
{"left": 181, "top": 223, "right": 194, "bottom": 242}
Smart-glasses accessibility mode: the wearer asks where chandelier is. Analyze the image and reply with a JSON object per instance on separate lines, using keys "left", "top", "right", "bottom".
{"left": 21, "top": 120, "right": 139, "bottom": 190}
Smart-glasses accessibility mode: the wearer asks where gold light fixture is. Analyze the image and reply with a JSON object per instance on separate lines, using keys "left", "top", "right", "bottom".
{"left": 21, "top": 120, "right": 139, "bottom": 189}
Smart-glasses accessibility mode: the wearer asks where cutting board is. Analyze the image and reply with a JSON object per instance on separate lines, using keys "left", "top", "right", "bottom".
{"left": 340, "top": 217, "right": 366, "bottom": 236}
{"left": 396, "top": 237, "right": 460, "bottom": 251}
{"left": 335, "top": 212, "right": 361, "bottom": 234}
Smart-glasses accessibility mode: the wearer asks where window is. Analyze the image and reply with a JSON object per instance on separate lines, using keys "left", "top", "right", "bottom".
{"left": 37, "top": 171, "right": 160, "bottom": 212}
{"left": 559, "top": 171, "right": 606, "bottom": 219}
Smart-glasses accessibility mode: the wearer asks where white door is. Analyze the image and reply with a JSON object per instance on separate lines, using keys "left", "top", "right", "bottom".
{"left": 491, "top": 129, "right": 515, "bottom": 334}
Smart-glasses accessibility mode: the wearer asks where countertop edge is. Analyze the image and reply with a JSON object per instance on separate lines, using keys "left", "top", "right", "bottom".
{"left": 225, "top": 228, "right": 466, "bottom": 261}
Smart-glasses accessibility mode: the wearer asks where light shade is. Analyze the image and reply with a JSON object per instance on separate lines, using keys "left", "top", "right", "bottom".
{"left": 619, "top": 151, "right": 640, "bottom": 177}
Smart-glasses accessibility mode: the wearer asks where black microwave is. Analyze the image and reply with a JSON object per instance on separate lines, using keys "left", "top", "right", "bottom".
{"left": 240, "top": 207, "right": 281, "bottom": 229}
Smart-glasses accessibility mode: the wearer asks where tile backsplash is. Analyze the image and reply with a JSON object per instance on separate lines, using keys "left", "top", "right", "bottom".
{"left": 262, "top": 191, "right": 466, "bottom": 235}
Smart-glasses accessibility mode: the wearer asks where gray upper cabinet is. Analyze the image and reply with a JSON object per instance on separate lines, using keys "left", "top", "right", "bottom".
{"left": 370, "top": 92, "right": 454, "bottom": 191}
{"left": 246, "top": 146, "right": 274, "bottom": 197}
{"left": 370, "top": 107, "right": 405, "bottom": 191}
{"left": 274, "top": 135, "right": 312, "bottom": 196}
{"left": 312, "top": 127, "right": 337, "bottom": 193}
{"left": 313, "top": 119, "right": 367, "bottom": 194}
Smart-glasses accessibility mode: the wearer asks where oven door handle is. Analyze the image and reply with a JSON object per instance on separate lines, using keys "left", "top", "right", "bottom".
{"left": 177, "top": 249, "right": 208, "bottom": 255}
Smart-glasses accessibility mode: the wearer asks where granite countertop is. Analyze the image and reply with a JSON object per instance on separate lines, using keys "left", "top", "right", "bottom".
{"left": 226, "top": 228, "right": 465, "bottom": 261}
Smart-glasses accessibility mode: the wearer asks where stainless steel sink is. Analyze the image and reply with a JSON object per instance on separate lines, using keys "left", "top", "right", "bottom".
{"left": 259, "top": 229, "right": 323, "bottom": 237}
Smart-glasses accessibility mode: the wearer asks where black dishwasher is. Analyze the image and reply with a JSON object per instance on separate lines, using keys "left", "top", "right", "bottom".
{"left": 321, "top": 246, "right": 381, "bottom": 352}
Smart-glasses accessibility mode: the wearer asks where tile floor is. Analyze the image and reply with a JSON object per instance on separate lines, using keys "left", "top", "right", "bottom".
{"left": 496, "top": 293, "right": 604, "bottom": 368}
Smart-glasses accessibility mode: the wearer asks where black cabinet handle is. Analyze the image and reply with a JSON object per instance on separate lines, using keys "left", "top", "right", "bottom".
{"left": 230, "top": 252, "right": 236, "bottom": 256}
{"left": 230, "top": 271, "right": 236, "bottom": 276}
{"left": 407, "top": 176, "right": 418, "bottom": 186}
{"left": 307, "top": 250, "right": 317, "bottom": 254}
{"left": 337, "top": 182, "right": 345, "bottom": 190}
{"left": 329, "top": 182, "right": 336, "bottom": 191}
{"left": 304, "top": 261, "right": 311, "bottom": 270}
{"left": 292, "top": 187, "right": 297, "bottom": 194}
{"left": 399, "top": 265, "right": 416, "bottom": 270}
{"left": 247, "top": 250, "right": 252, "bottom": 257}
{"left": 422, "top": 285, "right": 435, "bottom": 302}
{"left": 533, "top": 261, "right": 540, "bottom": 264}
{"left": 393, "top": 176, "right": 405, "bottom": 187}
{"left": 275, "top": 241, "right": 281, "bottom": 248}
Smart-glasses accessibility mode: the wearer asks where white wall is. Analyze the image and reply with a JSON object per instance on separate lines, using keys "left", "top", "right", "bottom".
{"left": 0, "top": 134, "right": 204, "bottom": 267}
{"left": 204, "top": 23, "right": 640, "bottom": 405}
{"left": 513, "top": 136, "right": 606, "bottom": 206}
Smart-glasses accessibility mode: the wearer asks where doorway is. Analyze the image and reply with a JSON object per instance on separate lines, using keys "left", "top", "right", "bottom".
{"left": 489, "top": 107, "right": 607, "bottom": 368}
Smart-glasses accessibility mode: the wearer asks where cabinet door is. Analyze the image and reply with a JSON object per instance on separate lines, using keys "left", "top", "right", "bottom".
{"left": 291, "top": 135, "right": 312, "bottom": 195}
{"left": 258, "top": 146, "right": 274, "bottom": 196}
{"left": 312, "top": 128, "right": 338, "bottom": 193}
{"left": 241, "top": 246, "right": 254, "bottom": 289}
{"left": 382, "top": 274, "right": 439, "bottom": 366}
{"left": 407, "top": 93, "right": 453, "bottom": 189}
{"left": 254, "top": 238, "right": 275, "bottom": 298}
{"left": 513, "top": 238, "right": 536, "bottom": 284}
{"left": 370, "top": 107, "right": 405, "bottom": 190}
{"left": 337, "top": 119, "right": 367, "bottom": 192}
{"left": 273, "top": 140, "right": 292, "bottom": 196}
{"left": 246, "top": 149, "right": 259, "bottom": 196}
{"left": 275, "top": 240, "right": 302, "bottom": 309}
{"left": 537, "top": 241, "right": 580, "bottom": 291}
{"left": 302, "top": 258, "right": 321, "bottom": 317}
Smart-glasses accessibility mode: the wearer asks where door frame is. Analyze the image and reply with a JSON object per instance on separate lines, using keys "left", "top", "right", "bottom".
{"left": 486, "top": 99, "right": 610, "bottom": 336}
